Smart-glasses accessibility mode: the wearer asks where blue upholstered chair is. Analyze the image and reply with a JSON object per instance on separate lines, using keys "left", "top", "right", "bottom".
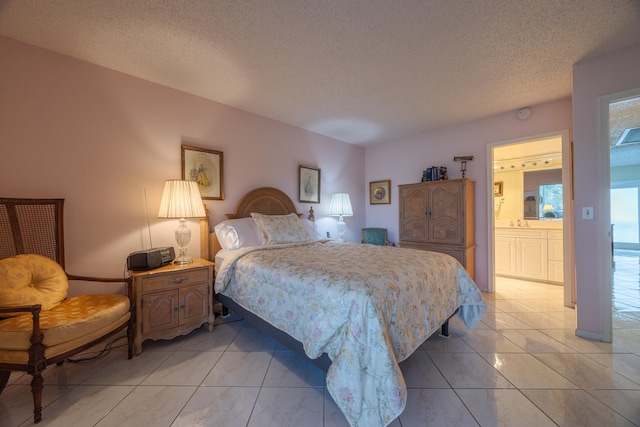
{"left": 361, "top": 228, "right": 393, "bottom": 246}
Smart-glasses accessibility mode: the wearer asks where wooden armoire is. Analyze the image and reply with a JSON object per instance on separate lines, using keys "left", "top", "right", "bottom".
{"left": 398, "top": 179, "right": 476, "bottom": 279}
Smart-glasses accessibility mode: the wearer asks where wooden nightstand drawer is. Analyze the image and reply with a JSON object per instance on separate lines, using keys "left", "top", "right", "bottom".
{"left": 141, "top": 268, "right": 210, "bottom": 292}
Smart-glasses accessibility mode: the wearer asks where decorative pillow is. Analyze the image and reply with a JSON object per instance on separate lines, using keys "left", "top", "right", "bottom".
{"left": 214, "top": 217, "right": 263, "bottom": 250}
{"left": 0, "top": 254, "right": 68, "bottom": 317}
{"left": 250, "top": 213, "right": 310, "bottom": 245}
{"left": 301, "top": 218, "right": 321, "bottom": 241}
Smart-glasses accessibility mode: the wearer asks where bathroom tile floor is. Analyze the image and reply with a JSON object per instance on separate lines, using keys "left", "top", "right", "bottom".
{"left": 2, "top": 250, "right": 639, "bottom": 426}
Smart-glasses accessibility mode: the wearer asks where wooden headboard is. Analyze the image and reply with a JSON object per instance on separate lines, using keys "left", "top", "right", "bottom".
{"left": 199, "top": 187, "right": 312, "bottom": 261}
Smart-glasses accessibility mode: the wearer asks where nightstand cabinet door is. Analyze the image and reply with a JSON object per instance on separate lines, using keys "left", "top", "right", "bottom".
{"left": 142, "top": 289, "right": 179, "bottom": 334}
{"left": 181, "top": 283, "right": 209, "bottom": 324}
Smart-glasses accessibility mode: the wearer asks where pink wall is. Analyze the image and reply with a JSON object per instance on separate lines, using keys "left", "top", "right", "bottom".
{"left": 0, "top": 37, "right": 365, "bottom": 284}
{"left": 572, "top": 44, "right": 640, "bottom": 338}
{"left": 365, "top": 98, "right": 573, "bottom": 291}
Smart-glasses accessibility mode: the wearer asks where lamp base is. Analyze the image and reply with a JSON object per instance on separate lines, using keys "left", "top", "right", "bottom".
{"left": 173, "top": 218, "right": 193, "bottom": 264}
{"left": 336, "top": 216, "right": 346, "bottom": 241}
{"left": 173, "top": 253, "right": 193, "bottom": 265}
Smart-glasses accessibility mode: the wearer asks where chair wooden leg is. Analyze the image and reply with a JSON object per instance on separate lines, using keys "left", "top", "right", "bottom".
{"left": 127, "top": 318, "right": 134, "bottom": 359}
{"left": 30, "top": 373, "right": 43, "bottom": 423}
{"left": 0, "top": 370, "right": 10, "bottom": 394}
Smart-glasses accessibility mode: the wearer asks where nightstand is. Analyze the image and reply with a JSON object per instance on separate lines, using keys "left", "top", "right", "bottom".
{"left": 128, "top": 258, "right": 214, "bottom": 355}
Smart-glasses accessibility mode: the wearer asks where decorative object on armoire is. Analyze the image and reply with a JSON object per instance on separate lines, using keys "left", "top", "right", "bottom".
{"left": 398, "top": 179, "right": 476, "bottom": 279}
{"left": 181, "top": 144, "right": 224, "bottom": 200}
{"left": 421, "top": 166, "right": 448, "bottom": 182}
{"left": 329, "top": 192, "right": 353, "bottom": 241}
{"left": 158, "top": 180, "right": 207, "bottom": 264}
{"left": 440, "top": 166, "right": 448, "bottom": 180}
{"left": 453, "top": 155, "right": 474, "bottom": 178}
{"left": 369, "top": 180, "right": 391, "bottom": 204}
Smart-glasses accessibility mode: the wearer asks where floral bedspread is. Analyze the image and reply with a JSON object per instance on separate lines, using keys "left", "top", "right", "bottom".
{"left": 215, "top": 240, "right": 485, "bottom": 427}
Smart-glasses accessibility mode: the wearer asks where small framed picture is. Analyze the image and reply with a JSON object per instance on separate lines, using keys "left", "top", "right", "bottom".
{"left": 494, "top": 181, "right": 503, "bottom": 197}
{"left": 370, "top": 180, "right": 391, "bottom": 204}
{"left": 299, "top": 165, "right": 320, "bottom": 203}
{"left": 182, "top": 145, "right": 224, "bottom": 200}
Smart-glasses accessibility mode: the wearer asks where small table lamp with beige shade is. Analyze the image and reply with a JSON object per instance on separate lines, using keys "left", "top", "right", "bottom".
{"left": 158, "top": 180, "right": 206, "bottom": 264}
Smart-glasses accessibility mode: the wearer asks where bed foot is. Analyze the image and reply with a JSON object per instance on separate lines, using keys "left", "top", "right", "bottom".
{"left": 438, "top": 308, "right": 459, "bottom": 338}
{"left": 438, "top": 320, "right": 450, "bottom": 338}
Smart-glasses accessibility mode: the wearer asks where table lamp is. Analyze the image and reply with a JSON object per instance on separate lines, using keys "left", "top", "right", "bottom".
{"left": 158, "top": 180, "right": 206, "bottom": 264}
{"left": 329, "top": 193, "right": 353, "bottom": 241}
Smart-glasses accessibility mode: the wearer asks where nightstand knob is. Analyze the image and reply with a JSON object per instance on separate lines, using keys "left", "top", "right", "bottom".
{"left": 170, "top": 276, "right": 187, "bottom": 284}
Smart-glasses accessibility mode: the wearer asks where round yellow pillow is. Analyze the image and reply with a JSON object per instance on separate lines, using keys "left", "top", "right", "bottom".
{"left": 0, "top": 254, "right": 68, "bottom": 316}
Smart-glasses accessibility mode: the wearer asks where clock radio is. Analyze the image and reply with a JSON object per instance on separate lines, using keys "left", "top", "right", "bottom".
{"left": 127, "top": 247, "right": 175, "bottom": 271}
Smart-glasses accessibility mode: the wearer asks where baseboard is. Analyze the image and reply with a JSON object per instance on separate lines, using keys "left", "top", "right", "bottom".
{"left": 575, "top": 328, "right": 610, "bottom": 343}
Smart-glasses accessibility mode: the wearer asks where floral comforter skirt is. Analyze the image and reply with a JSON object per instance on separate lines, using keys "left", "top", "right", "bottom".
{"left": 215, "top": 241, "right": 485, "bottom": 427}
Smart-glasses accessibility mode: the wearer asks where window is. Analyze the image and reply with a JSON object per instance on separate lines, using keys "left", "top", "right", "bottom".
{"left": 539, "top": 184, "right": 563, "bottom": 218}
{"left": 611, "top": 187, "right": 639, "bottom": 244}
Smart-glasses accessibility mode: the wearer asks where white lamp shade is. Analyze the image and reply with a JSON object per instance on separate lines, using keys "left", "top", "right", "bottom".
{"left": 329, "top": 193, "right": 353, "bottom": 217}
{"left": 158, "top": 180, "right": 206, "bottom": 219}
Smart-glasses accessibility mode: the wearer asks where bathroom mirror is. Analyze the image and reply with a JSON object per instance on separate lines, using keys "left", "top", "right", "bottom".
{"left": 523, "top": 169, "right": 563, "bottom": 219}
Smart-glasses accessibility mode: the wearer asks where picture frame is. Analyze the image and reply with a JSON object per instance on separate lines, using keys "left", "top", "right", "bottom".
{"left": 370, "top": 180, "right": 391, "bottom": 204}
{"left": 299, "top": 165, "right": 321, "bottom": 203}
{"left": 493, "top": 181, "right": 503, "bottom": 197}
{"left": 181, "top": 144, "right": 224, "bottom": 200}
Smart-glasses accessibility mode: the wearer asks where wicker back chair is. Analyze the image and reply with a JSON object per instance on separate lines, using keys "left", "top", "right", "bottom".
{"left": 0, "top": 198, "right": 133, "bottom": 423}
{"left": 0, "top": 198, "right": 65, "bottom": 266}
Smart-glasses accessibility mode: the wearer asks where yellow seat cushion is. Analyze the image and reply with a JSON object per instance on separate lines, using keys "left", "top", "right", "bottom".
{"left": 0, "top": 254, "right": 68, "bottom": 315}
{"left": 0, "top": 294, "right": 130, "bottom": 352}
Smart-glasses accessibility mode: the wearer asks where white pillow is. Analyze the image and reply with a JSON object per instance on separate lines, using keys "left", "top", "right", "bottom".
{"left": 250, "top": 213, "right": 310, "bottom": 245}
{"left": 300, "top": 218, "right": 321, "bottom": 241}
{"left": 214, "top": 218, "right": 263, "bottom": 250}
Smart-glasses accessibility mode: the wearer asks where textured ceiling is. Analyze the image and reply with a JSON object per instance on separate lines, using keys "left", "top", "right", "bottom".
{"left": 1, "top": 0, "right": 640, "bottom": 147}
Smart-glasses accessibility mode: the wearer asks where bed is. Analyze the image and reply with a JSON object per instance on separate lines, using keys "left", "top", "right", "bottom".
{"left": 201, "top": 187, "right": 485, "bottom": 427}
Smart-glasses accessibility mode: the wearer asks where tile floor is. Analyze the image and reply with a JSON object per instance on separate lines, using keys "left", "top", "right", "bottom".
{"left": 1, "top": 250, "right": 639, "bottom": 426}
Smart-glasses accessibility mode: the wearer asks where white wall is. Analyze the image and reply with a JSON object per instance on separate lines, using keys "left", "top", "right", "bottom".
{"left": 0, "top": 37, "right": 365, "bottom": 285}
{"left": 493, "top": 170, "right": 522, "bottom": 221}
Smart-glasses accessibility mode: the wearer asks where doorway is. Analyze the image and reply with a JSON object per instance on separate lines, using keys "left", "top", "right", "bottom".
{"left": 607, "top": 93, "right": 640, "bottom": 332}
{"left": 487, "top": 130, "right": 575, "bottom": 307}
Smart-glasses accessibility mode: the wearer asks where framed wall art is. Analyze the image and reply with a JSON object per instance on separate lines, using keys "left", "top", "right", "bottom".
{"left": 370, "top": 180, "right": 391, "bottom": 204}
{"left": 493, "top": 181, "right": 503, "bottom": 197}
{"left": 299, "top": 165, "right": 320, "bottom": 203}
{"left": 181, "top": 144, "right": 224, "bottom": 200}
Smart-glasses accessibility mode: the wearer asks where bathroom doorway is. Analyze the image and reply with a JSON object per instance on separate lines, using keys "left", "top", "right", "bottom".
{"left": 487, "top": 131, "right": 575, "bottom": 308}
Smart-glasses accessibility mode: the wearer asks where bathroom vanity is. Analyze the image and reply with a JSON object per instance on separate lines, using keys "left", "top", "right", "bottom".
{"left": 495, "top": 222, "right": 563, "bottom": 283}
